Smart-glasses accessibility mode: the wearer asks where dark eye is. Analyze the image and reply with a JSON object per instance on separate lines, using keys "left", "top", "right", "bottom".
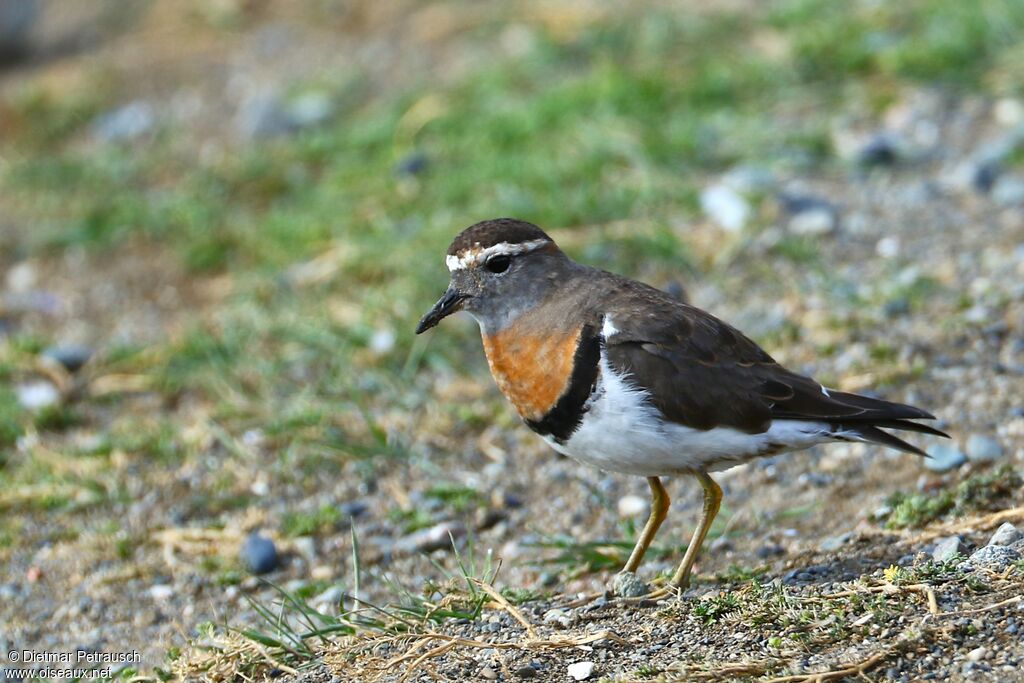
{"left": 485, "top": 255, "right": 511, "bottom": 274}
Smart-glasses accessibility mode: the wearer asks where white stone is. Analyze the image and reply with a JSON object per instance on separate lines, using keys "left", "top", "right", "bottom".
{"left": 994, "top": 98, "right": 1024, "bottom": 126}
{"left": 6, "top": 261, "right": 36, "bottom": 292}
{"left": 568, "top": 661, "right": 595, "bottom": 681}
{"left": 16, "top": 381, "right": 60, "bottom": 410}
{"left": 966, "top": 646, "right": 987, "bottom": 662}
{"left": 543, "top": 608, "right": 574, "bottom": 628}
{"left": 149, "top": 584, "right": 174, "bottom": 601}
{"left": 369, "top": 328, "right": 396, "bottom": 354}
{"left": 788, "top": 208, "right": 836, "bottom": 236}
{"left": 617, "top": 494, "right": 649, "bottom": 518}
{"left": 701, "top": 184, "right": 750, "bottom": 232}
{"left": 876, "top": 236, "right": 900, "bottom": 259}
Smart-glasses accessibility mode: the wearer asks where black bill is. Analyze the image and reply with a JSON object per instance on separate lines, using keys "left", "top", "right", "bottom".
{"left": 415, "top": 287, "right": 467, "bottom": 334}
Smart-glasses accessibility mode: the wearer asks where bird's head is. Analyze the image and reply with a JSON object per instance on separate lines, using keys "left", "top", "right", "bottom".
{"left": 415, "top": 218, "right": 569, "bottom": 334}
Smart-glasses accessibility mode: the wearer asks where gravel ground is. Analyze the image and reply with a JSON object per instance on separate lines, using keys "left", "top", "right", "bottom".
{"left": 2, "top": 3, "right": 1024, "bottom": 683}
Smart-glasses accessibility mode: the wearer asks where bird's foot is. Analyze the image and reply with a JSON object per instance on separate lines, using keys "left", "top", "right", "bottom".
{"left": 611, "top": 571, "right": 650, "bottom": 598}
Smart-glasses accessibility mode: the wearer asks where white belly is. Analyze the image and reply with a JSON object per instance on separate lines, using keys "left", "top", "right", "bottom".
{"left": 542, "top": 355, "right": 837, "bottom": 476}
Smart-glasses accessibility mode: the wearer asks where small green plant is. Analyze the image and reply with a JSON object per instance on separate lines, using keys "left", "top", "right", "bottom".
{"left": 692, "top": 592, "right": 742, "bottom": 624}
{"left": 885, "top": 466, "right": 1023, "bottom": 529}
{"left": 283, "top": 505, "right": 344, "bottom": 537}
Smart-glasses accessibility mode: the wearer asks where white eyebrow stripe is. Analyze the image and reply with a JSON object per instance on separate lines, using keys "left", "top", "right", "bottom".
{"left": 445, "top": 238, "right": 551, "bottom": 272}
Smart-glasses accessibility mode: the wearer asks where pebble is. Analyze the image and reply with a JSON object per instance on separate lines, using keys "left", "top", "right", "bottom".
{"left": 236, "top": 93, "right": 294, "bottom": 139}
{"left": 966, "top": 647, "right": 987, "bottom": 663}
{"left": 395, "top": 151, "right": 429, "bottom": 177}
{"left": 876, "top": 236, "right": 900, "bottom": 259}
{"left": 542, "top": 608, "right": 574, "bottom": 628}
{"left": 5, "top": 261, "right": 36, "bottom": 292}
{"left": 857, "top": 134, "right": 900, "bottom": 166}
{"left": 932, "top": 535, "right": 968, "bottom": 563}
{"left": 0, "top": 0, "right": 38, "bottom": 61}
{"left": 788, "top": 207, "right": 837, "bottom": 236}
{"left": 756, "top": 544, "right": 786, "bottom": 558}
{"left": 15, "top": 381, "right": 60, "bottom": 410}
{"left": 965, "top": 434, "right": 1003, "bottom": 462}
{"left": 820, "top": 532, "right": 854, "bottom": 552}
{"left": 42, "top": 344, "right": 94, "bottom": 373}
{"left": 992, "top": 175, "right": 1024, "bottom": 206}
{"left": 611, "top": 572, "right": 648, "bottom": 598}
{"left": 287, "top": 91, "right": 334, "bottom": 129}
{"left": 960, "top": 545, "right": 1020, "bottom": 572}
{"left": 236, "top": 90, "right": 335, "bottom": 139}
{"left": 617, "top": 494, "right": 649, "bottom": 518}
{"left": 369, "top": 328, "right": 396, "bottom": 355}
{"left": 779, "top": 194, "right": 838, "bottom": 236}
{"left": 701, "top": 184, "right": 749, "bottom": 232}
{"left": 395, "top": 522, "right": 467, "bottom": 554}
{"left": 241, "top": 533, "right": 280, "bottom": 574}
{"left": 923, "top": 444, "right": 966, "bottom": 472}
{"left": 480, "top": 666, "right": 498, "bottom": 680}
{"left": 149, "top": 584, "right": 174, "bottom": 601}
{"left": 567, "top": 661, "right": 595, "bottom": 681}
{"left": 988, "top": 522, "right": 1022, "bottom": 547}
{"left": 92, "top": 101, "right": 155, "bottom": 142}
{"left": 514, "top": 665, "right": 537, "bottom": 679}
{"left": 339, "top": 501, "right": 369, "bottom": 518}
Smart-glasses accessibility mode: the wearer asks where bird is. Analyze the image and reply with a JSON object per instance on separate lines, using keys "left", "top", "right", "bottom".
{"left": 415, "top": 217, "right": 948, "bottom": 597}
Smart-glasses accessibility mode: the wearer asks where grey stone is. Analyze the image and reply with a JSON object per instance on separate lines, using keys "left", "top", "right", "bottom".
{"left": 236, "top": 90, "right": 335, "bottom": 140}
{"left": 611, "top": 571, "right": 648, "bottom": 598}
{"left": 779, "top": 194, "right": 839, "bottom": 236}
{"left": 821, "top": 532, "right": 854, "bottom": 552}
{"left": 236, "top": 93, "right": 293, "bottom": 139}
{"left": 857, "top": 134, "right": 900, "bottom": 166}
{"left": 514, "top": 665, "right": 538, "bottom": 679}
{"left": 0, "top": 0, "right": 39, "bottom": 62}
{"left": 989, "top": 522, "right": 1022, "bottom": 547}
{"left": 965, "top": 434, "right": 1003, "bottom": 462}
{"left": 542, "top": 608, "right": 575, "bottom": 628}
{"left": 993, "top": 175, "right": 1024, "bottom": 206}
{"left": 395, "top": 152, "right": 429, "bottom": 177}
{"left": 932, "top": 535, "right": 967, "bottom": 563}
{"left": 924, "top": 444, "right": 966, "bottom": 472}
{"left": 241, "top": 533, "right": 279, "bottom": 574}
{"left": 92, "top": 102, "right": 155, "bottom": 142}
{"left": 287, "top": 91, "right": 334, "bottom": 128}
{"left": 722, "top": 165, "right": 776, "bottom": 194}
{"left": 339, "top": 501, "right": 368, "bottom": 518}
{"left": 959, "top": 544, "right": 1020, "bottom": 572}
{"left": 42, "top": 344, "right": 93, "bottom": 373}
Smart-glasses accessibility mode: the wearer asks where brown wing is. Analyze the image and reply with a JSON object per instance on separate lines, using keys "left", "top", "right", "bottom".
{"left": 602, "top": 280, "right": 941, "bottom": 443}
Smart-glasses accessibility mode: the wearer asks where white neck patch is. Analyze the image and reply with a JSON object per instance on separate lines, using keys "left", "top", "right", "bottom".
{"left": 445, "top": 238, "right": 551, "bottom": 272}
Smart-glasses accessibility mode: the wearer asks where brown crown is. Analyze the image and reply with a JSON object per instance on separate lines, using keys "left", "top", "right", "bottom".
{"left": 446, "top": 218, "right": 553, "bottom": 256}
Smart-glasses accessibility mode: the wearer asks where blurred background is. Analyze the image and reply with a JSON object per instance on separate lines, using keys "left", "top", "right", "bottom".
{"left": 2, "top": 0, "right": 1024, "bottom": 677}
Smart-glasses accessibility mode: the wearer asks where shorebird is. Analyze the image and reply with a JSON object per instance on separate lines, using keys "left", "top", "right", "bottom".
{"left": 416, "top": 218, "right": 947, "bottom": 596}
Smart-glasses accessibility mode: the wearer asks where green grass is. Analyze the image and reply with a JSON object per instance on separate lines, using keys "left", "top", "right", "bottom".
{"left": 2, "top": 2, "right": 1020, "bottom": 452}
{"left": 884, "top": 465, "right": 1023, "bottom": 529}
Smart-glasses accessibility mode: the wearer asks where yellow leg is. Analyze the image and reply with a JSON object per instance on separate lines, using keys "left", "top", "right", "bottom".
{"left": 622, "top": 477, "right": 670, "bottom": 573}
{"left": 669, "top": 472, "right": 722, "bottom": 589}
